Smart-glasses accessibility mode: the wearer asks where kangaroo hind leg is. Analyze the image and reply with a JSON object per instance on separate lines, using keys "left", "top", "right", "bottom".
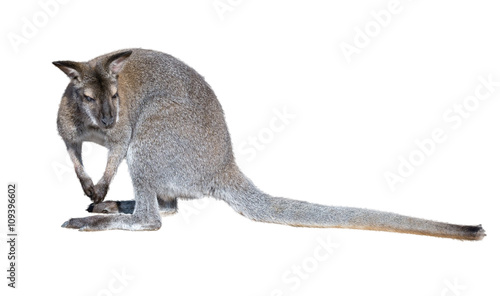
{"left": 87, "top": 200, "right": 135, "bottom": 214}
{"left": 87, "top": 195, "right": 177, "bottom": 216}
{"left": 63, "top": 185, "right": 162, "bottom": 231}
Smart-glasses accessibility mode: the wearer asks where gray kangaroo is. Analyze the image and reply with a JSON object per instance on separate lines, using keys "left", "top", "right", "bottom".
{"left": 54, "top": 48, "right": 485, "bottom": 240}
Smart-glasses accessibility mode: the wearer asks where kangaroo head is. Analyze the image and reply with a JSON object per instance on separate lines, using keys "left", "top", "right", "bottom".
{"left": 53, "top": 50, "right": 132, "bottom": 129}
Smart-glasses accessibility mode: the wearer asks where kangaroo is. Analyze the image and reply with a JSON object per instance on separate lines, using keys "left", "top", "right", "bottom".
{"left": 54, "top": 48, "right": 485, "bottom": 240}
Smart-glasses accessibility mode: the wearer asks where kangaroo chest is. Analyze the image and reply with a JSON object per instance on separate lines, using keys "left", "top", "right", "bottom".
{"left": 81, "top": 128, "right": 109, "bottom": 147}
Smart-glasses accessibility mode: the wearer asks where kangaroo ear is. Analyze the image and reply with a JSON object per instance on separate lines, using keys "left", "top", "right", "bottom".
{"left": 52, "top": 61, "right": 82, "bottom": 80}
{"left": 105, "top": 50, "right": 132, "bottom": 76}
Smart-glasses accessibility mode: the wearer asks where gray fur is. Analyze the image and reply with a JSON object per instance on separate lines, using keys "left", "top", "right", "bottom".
{"left": 55, "top": 48, "right": 485, "bottom": 240}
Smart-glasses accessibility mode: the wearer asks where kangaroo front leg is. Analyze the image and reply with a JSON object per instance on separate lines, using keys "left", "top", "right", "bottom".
{"left": 92, "top": 145, "right": 128, "bottom": 203}
{"left": 62, "top": 185, "right": 162, "bottom": 231}
{"left": 66, "top": 142, "right": 95, "bottom": 199}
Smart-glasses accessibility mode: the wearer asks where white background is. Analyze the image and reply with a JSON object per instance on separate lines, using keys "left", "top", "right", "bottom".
{"left": 1, "top": 0, "right": 499, "bottom": 295}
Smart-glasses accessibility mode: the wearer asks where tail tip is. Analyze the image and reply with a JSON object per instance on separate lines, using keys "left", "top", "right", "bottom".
{"left": 463, "top": 224, "right": 485, "bottom": 241}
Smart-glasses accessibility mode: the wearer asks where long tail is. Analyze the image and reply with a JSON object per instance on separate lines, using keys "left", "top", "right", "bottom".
{"left": 218, "top": 173, "right": 485, "bottom": 241}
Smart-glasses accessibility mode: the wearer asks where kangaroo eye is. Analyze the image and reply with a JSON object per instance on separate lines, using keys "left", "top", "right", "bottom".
{"left": 84, "top": 95, "right": 95, "bottom": 102}
{"left": 101, "top": 209, "right": 109, "bottom": 213}
{"left": 112, "top": 93, "right": 119, "bottom": 99}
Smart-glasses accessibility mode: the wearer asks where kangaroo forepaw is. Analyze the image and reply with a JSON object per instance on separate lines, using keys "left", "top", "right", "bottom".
{"left": 91, "top": 181, "right": 109, "bottom": 203}
{"left": 80, "top": 177, "right": 95, "bottom": 198}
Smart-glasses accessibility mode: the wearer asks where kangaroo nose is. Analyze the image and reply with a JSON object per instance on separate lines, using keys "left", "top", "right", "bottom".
{"left": 101, "top": 116, "right": 114, "bottom": 127}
